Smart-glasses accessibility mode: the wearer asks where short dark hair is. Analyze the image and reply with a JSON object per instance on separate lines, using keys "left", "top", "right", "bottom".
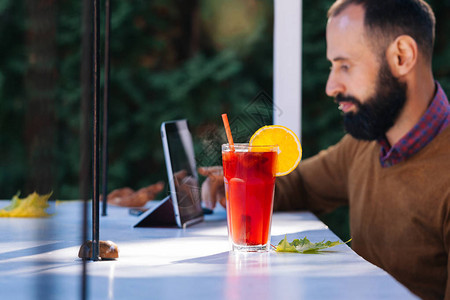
{"left": 328, "top": 0, "right": 435, "bottom": 61}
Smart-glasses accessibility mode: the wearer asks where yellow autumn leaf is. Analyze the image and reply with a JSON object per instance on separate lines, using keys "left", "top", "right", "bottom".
{"left": 0, "top": 191, "right": 53, "bottom": 218}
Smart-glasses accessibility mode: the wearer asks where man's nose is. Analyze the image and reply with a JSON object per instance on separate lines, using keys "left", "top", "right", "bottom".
{"left": 325, "top": 71, "right": 345, "bottom": 98}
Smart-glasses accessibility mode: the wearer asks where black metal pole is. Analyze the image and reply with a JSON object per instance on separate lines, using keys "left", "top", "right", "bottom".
{"left": 80, "top": 0, "right": 93, "bottom": 297}
{"left": 92, "top": 0, "right": 101, "bottom": 261}
{"left": 101, "top": 0, "right": 111, "bottom": 217}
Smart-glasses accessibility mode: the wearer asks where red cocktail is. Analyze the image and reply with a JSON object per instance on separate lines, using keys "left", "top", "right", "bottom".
{"left": 222, "top": 143, "right": 277, "bottom": 252}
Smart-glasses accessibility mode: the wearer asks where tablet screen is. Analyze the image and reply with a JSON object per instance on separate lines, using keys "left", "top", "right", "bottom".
{"left": 161, "top": 120, "right": 204, "bottom": 227}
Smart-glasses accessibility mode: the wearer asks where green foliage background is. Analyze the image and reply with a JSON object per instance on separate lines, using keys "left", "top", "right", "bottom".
{"left": 0, "top": 0, "right": 449, "bottom": 241}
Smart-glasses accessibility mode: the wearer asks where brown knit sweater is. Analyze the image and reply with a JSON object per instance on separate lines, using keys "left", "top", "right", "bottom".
{"left": 275, "top": 126, "right": 450, "bottom": 300}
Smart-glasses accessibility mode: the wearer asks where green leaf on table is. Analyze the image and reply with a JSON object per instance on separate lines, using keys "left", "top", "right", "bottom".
{"left": 276, "top": 235, "right": 351, "bottom": 254}
{"left": 276, "top": 235, "right": 298, "bottom": 252}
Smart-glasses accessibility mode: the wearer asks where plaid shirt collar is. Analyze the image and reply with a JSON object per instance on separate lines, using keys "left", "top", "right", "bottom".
{"left": 378, "top": 82, "right": 450, "bottom": 168}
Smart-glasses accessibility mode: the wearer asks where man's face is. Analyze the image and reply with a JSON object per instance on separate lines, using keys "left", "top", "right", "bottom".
{"left": 337, "top": 59, "right": 407, "bottom": 140}
{"left": 325, "top": 4, "right": 407, "bottom": 140}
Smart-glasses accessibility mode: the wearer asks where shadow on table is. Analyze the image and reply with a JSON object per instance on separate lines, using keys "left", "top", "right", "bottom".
{"left": 0, "top": 241, "right": 80, "bottom": 261}
{"left": 173, "top": 251, "right": 230, "bottom": 265}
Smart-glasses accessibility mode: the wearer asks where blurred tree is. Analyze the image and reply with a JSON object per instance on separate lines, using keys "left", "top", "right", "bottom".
{"left": 23, "top": 0, "right": 57, "bottom": 195}
{"left": 100, "top": 0, "right": 274, "bottom": 193}
{"left": 302, "top": 0, "right": 342, "bottom": 158}
{"left": 0, "top": 0, "right": 448, "bottom": 219}
{"left": 0, "top": 0, "right": 27, "bottom": 197}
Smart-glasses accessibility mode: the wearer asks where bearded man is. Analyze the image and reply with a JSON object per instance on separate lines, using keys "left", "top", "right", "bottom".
{"left": 200, "top": 0, "right": 450, "bottom": 299}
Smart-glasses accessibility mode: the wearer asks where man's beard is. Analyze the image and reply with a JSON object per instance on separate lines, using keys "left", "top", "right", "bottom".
{"left": 336, "top": 60, "right": 407, "bottom": 141}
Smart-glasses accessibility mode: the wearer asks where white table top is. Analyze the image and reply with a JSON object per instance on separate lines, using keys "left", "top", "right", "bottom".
{"left": 0, "top": 200, "right": 417, "bottom": 300}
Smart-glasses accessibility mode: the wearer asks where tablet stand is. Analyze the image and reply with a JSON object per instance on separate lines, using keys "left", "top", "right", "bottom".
{"left": 133, "top": 196, "right": 177, "bottom": 228}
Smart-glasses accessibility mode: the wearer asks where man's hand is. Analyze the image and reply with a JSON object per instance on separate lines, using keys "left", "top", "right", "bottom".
{"left": 198, "top": 166, "right": 226, "bottom": 209}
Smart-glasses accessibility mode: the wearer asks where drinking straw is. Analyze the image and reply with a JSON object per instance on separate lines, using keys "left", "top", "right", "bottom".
{"left": 221, "top": 113, "right": 235, "bottom": 151}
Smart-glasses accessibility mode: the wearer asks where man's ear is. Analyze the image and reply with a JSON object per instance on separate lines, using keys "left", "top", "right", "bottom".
{"left": 386, "top": 35, "right": 418, "bottom": 77}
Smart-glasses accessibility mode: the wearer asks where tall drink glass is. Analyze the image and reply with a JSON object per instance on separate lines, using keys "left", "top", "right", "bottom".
{"left": 222, "top": 143, "right": 278, "bottom": 252}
